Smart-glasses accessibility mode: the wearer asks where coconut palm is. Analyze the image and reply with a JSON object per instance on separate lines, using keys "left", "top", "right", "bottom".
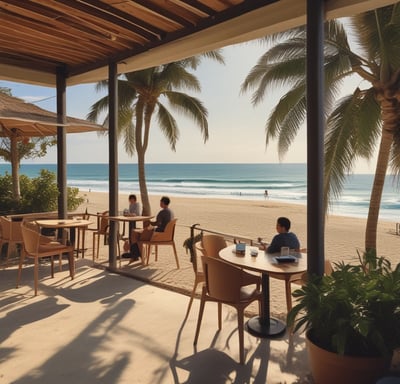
{"left": 88, "top": 53, "right": 224, "bottom": 215}
{"left": 241, "top": 4, "right": 400, "bottom": 252}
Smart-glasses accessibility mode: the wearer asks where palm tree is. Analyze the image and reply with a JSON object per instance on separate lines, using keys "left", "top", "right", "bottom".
{"left": 241, "top": 4, "right": 400, "bottom": 253}
{"left": 88, "top": 53, "right": 224, "bottom": 215}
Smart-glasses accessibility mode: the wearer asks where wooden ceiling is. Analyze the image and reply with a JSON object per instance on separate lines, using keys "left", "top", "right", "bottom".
{"left": 0, "top": 0, "right": 396, "bottom": 87}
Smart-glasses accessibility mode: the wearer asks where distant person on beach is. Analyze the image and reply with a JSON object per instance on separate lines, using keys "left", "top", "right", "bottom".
{"left": 259, "top": 217, "right": 300, "bottom": 253}
{"left": 264, "top": 190, "right": 269, "bottom": 199}
{"left": 128, "top": 196, "right": 174, "bottom": 263}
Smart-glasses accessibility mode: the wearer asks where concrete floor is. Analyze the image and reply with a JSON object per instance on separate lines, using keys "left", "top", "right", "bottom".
{"left": 0, "top": 259, "right": 311, "bottom": 384}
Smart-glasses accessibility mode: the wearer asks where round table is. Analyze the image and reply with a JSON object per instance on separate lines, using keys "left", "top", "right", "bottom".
{"left": 35, "top": 219, "right": 92, "bottom": 258}
{"left": 219, "top": 244, "right": 307, "bottom": 337}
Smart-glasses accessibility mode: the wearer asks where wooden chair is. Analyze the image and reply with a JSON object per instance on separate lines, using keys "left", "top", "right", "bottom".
{"left": 194, "top": 255, "right": 262, "bottom": 364}
{"left": 270, "top": 256, "right": 333, "bottom": 312}
{"left": 17, "top": 222, "right": 75, "bottom": 296}
{"left": 92, "top": 210, "right": 110, "bottom": 262}
{"left": 201, "top": 234, "right": 227, "bottom": 258}
{"left": 140, "top": 218, "right": 179, "bottom": 268}
{"left": 185, "top": 241, "right": 206, "bottom": 317}
{"left": 0, "top": 216, "right": 23, "bottom": 267}
{"left": 185, "top": 234, "right": 227, "bottom": 316}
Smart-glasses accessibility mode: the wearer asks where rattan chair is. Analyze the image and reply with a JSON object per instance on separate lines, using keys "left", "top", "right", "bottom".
{"left": 194, "top": 255, "right": 262, "bottom": 364}
{"left": 17, "top": 222, "right": 75, "bottom": 295}
{"left": 0, "top": 216, "right": 23, "bottom": 267}
{"left": 140, "top": 218, "right": 179, "bottom": 268}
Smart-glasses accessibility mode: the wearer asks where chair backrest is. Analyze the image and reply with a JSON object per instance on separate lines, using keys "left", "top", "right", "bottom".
{"left": 192, "top": 241, "right": 205, "bottom": 274}
{"left": 324, "top": 259, "right": 333, "bottom": 276}
{"left": 201, "top": 234, "right": 227, "bottom": 258}
{"left": 98, "top": 210, "right": 109, "bottom": 234}
{"left": 150, "top": 218, "right": 177, "bottom": 242}
{"left": 202, "top": 255, "right": 243, "bottom": 302}
{"left": 0, "top": 216, "right": 11, "bottom": 239}
{"left": 21, "top": 223, "right": 40, "bottom": 255}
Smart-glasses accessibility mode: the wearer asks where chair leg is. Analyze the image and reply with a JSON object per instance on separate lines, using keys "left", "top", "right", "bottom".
{"left": 172, "top": 242, "right": 180, "bottom": 269}
{"left": 68, "top": 250, "right": 75, "bottom": 279}
{"left": 16, "top": 251, "right": 26, "bottom": 288}
{"left": 92, "top": 233, "right": 96, "bottom": 263}
{"left": 155, "top": 245, "right": 158, "bottom": 261}
{"left": 285, "top": 278, "right": 292, "bottom": 312}
{"left": 237, "top": 308, "right": 245, "bottom": 364}
{"left": 50, "top": 256, "right": 54, "bottom": 278}
{"left": 194, "top": 289, "right": 207, "bottom": 345}
{"left": 218, "top": 302, "right": 222, "bottom": 329}
{"left": 145, "top": 244, "right": 151, "bottom": 265}
{"left": 34, "top": 257, "right": 39, "bottom": 296}
{"left": 185, "top": 279, "right": 200, "bottom": 317}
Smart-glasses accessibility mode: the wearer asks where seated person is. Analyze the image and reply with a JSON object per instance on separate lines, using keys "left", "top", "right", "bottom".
{"left": 126, "top": 193, "right": 142, "bottom": 230}
{"left": 128, "top": 196, "right": 174, "bottom": 262}
{"left": 259, "top": 216, "right": 300, "bottom": 253}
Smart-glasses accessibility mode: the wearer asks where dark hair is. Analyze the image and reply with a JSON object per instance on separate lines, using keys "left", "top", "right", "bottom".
{"left": 128, "top": 194, "right": 137, "bottom": 201}
{"left": 160, "top": 196, "right": 170, "bottom": 205}
{"left": 277, "top": 217, "right": 291, "bottom": 231}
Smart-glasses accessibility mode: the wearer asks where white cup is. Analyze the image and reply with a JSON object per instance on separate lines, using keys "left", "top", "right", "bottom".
{"left": 281, "top": 246, "right": 290, "bottom": 256}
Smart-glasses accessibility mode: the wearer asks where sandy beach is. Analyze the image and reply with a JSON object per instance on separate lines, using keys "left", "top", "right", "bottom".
{"left": 79, "top": 190, "right": 400, "bottom": 317}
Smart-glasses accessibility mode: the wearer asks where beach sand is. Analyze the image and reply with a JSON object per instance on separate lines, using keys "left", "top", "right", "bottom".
{"left": 78, "top": 190, "right": 400, "bottom": 318}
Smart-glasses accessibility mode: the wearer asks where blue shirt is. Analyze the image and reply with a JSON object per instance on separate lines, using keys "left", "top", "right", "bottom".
{"left": 267, "top": 232, "right": 300, "bottom": 253}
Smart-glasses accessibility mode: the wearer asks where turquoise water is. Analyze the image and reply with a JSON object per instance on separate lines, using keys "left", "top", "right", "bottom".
{"left": 1, "top": 162, "right": 399, "bottom": 221}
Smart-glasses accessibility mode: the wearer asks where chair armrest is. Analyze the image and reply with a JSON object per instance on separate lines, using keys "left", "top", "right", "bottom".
{"left": 241, "top": 270, "right": 261, "bottom": 288}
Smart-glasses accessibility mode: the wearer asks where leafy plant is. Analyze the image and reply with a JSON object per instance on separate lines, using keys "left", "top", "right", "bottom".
{"left": 0, "top": 170, "right": 84, "bottom": 214}
{"left": 287, "top": 250, "right": 400, "bottom": 357}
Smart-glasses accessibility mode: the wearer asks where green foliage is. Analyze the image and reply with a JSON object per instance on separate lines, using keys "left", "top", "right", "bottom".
{"left": 287, "top": 251, "right": 400, "bottom": 357}
{"left": 0, "top": 170, "right": 84, "bottom": 214}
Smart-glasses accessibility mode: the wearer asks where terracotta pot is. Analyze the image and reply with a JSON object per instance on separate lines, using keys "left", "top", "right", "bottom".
{"left": 306, "top": 330, "right": 391, "bottom": 384}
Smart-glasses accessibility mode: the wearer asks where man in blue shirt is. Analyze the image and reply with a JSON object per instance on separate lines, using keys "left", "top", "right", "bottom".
{"left": 261, "top": 217, "right": 300, "bottom": 253}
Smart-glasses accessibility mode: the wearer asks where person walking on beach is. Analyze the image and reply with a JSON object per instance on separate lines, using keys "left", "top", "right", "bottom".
{"left": 128, "top": 196, "right": 174, "bottom": 263}
{"left": 264, "top": 190, "right": 269, "bottom": 199}
{"left": 259, "top": 216, "right": 300, "bottom": 253}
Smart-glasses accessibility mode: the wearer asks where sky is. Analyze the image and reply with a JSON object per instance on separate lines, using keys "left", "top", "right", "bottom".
{"left": 1, "top": 40, "right": 377, "bottom": 174}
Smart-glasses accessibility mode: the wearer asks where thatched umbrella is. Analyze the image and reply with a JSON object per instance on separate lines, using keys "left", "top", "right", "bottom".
{"left": 0, "top": 93, "right": 105, "bottom": 200}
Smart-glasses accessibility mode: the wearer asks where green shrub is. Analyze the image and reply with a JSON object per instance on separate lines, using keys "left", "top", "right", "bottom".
{"left": 0, "top": 169, "right": 85, "bottom": 214}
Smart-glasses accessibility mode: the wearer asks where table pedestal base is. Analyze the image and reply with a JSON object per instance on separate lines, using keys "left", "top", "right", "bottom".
{"left": 247, "top": 316, "right": 286, "bottom": 337}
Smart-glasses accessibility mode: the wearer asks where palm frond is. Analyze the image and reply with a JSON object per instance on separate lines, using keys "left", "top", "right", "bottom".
{"left": 266, "top": 82, "right": 305, "bottom": 145}
{"left": 164, "top": 92, "right": 208, "bottom": 142}
{"left": 324, "top": 90, "right": 379, "bottom": 211}
{"left": 156, "top": 102, "right": 179, "bottom": 150}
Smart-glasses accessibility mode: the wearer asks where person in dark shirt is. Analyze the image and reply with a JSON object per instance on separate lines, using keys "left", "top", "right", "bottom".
{"left": 260, "top": 217, "right": 300, "bottom": 253}
{"left": 128, "top": 196, "right": 174, "bottom": 263}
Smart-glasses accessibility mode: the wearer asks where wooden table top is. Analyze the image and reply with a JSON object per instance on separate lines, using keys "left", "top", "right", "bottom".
{"left": 219, "top": 244, "right": 307, "bottom": 276}
{"left": 35, "top": 219, "right": 92, "bottom": 228}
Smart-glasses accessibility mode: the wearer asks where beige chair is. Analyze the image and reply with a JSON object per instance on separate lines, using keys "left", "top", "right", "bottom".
{"left": 0, "top": 216, "right": 23, "bottom": 267}
{"left": 194, "top": 255, "right": 262, "bottom": 364}
{"left": 270, "top": 257, "right": 333, "bottom": 312}
{"left": 140, "top": 218, "right": 179, "bottom": 268}
{"left": 185, "top": 234, "right": 227, "bottom": 316}
{"left": 17, "top": 222, "right": 75, "bottom": 296}
{"left": 201, "top": 234, "right": 227, "bottom": 257}
{"left": 92, "top": 210, "right": 110, "bottom": 262}
{"left": 185, "top": 241, "right": 206, "bottom": 316}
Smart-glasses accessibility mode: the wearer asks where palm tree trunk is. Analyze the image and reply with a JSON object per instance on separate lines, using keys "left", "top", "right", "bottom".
{"left": 135, "top": 99, "right": 151, "bottom": 216}
{"left": 10, "top": 136, "right": 20, "bottom": 201}
{"left": 137, "top": 149, "right": 151, "bottom": 216}
{"left": 365, "top": 100, "right": 395, "bottom": 252}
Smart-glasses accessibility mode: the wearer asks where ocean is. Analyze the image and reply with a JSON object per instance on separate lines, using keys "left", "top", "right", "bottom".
{"left": 1, "top": 163, "right": 399, "bottom": 222}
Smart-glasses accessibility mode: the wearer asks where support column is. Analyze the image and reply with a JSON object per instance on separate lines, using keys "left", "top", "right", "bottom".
{"left": 307, "top": 0, "right": 325, "bottom": 276}
{"left": 56, "top": 67, "right": 67, "bottom": 219}
{"left": 108, "top": 62, "right": 119, "bottom": 268}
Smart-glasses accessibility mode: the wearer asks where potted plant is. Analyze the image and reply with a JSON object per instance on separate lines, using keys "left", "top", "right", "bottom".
{"left": 287, "top": 250, "right": 400, "bottom": 384}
